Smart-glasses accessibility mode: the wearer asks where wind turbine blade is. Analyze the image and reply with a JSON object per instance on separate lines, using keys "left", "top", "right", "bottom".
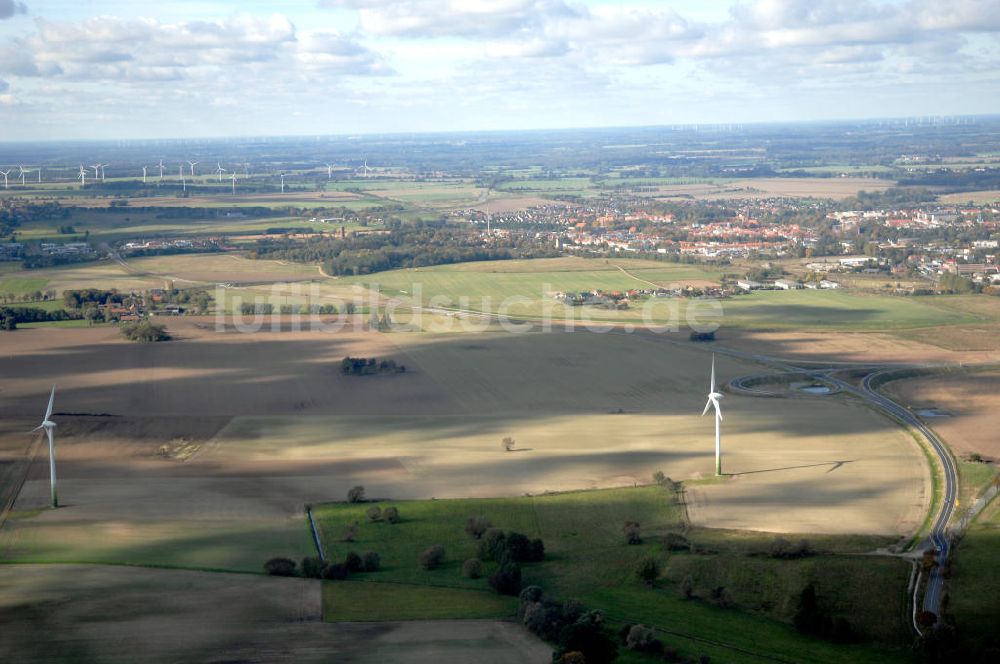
{"left": 31, "top": 424, "right": 43, "bottom": 432}
{"left": 710, "top": 354, "right": 716, "bottom": 391}
{"left": 701, "top": 398, "right": 712, "bottom": 417}
{"left": 44, "top": 385, "right": 56, "bottom": 421}
{"left": 711, "top": 397, "right": 723, "bottom": 421}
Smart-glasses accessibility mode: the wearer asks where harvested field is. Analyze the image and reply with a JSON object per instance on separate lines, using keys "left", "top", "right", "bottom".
{"left": 646, "top": 177, "right": 893, "bottom": 201}
{"left": 0, "top": 564, "right": 548, "bottom": 663}
{"left": 885, "top": 370, "right": 1000, "bottom": 461}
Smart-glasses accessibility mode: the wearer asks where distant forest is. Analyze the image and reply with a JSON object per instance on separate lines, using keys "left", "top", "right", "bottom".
{"left": 252, "top": 222, "right": 559, "bottom": 275}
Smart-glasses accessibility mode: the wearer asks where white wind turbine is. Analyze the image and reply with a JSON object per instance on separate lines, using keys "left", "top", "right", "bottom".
{"left": 30, "top": 385, "right": 59, "bottom": 508}
{"left": 36, "top": 167, "right": 42, "bottom": 183}
{"left": 78, "top": 165, "right": 86, "bottom": 187}
{"left": 0, "top": 169, "right": 9, "bottom": 189}
{"left": 363, "top": 158, "right": 372, "bottom": 178}
{"left": 142, "top": 166, "right": 148, "bottom": 184}
{"left": 179, "top": 164, "right": 186, "bottom": 191}
{"left": 188, "top": 161, "right": 199, "bottom": 177}
{"left": 701, "top": 355, "right": 725, "bottom": 476}
{"left": 243, "top": 162, "right": 250, "bottom": 177}
{"left": 18, "top": 165, "right": 27, "bottom": 186}
{"left": 230, "top": 171, "right": 237, "bottom": 195}
{"left": 100, "top": 164, "right": 108, "bottom": 182}
{"left": 92, "top": 163, "right": 101, "bottom": 181}
{"left": 325, "top": 163, "right": 333, "bottom": 179}
{"left": 215, "top": 163, "right": 226, "bottom": 182}
{"left": 158, "top": 159, "right": 165, "bottom": 180}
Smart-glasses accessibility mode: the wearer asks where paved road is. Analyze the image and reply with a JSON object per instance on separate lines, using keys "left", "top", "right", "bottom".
{"left": 729, "top": 358, "right": 958, "bottom": 625}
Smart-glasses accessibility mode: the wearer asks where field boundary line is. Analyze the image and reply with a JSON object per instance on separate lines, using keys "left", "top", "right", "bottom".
{"left": 0, "top": 434, "right": 44, "bottom": 532}
{"left": 307, "top": 506, "right": 325, "bottom": 562}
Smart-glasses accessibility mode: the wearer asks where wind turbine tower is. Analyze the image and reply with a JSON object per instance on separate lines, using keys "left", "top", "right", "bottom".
{"left": 78, "top": 165, "right": 86, "bottom": 187}
{"left": 231, "top": 171, "right": 237, "bottom": 195}
{"left": 31, "top": 386, "right": 59, "bottom": 508}
{"left": 142, "top": 166, "right": 148, "bottom": 184}
{"left": 188, "top": 161, "right": 199, "bottom": 177}
{"left": 0, "top": 169, "right": 9, "bottom": 189}
{"left": 701, "top": 355, "right": 725, "bottom": 476}
{"left": 158, "top": 159, "right": 165, "bottom": 180}
{"left": 280, "top": 173, "right": 286, "bottom": 193}
{"left": 216, "top": 163, "right": 226, "bottom": 182}
{"left": 325, "top": 163, "right": 333, "bottom": 179}
{"left": 18, "top": 166, "right": 26, "bottom": 186}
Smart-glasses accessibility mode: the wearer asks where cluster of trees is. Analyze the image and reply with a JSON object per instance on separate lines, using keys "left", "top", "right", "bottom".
{"left": 120, "top": 321, "right": 170, "bottom": 343}
{"left": 938, "top": 273, "right": 979, "bottom": 294}
{"left": 265, "top": 550, "right": 381, "bottom": 580}
{"left": 0, "top": 199, "right": 70, "bottom": 238}
{"left": 63, "top": 289, "right": 123, "bottom": 309}
{"left": 461, "top": 516, "right": 545, "bottom": 596}
{"left": 340, "top": 356, "right": 406, "bottom": 375}
{"left": 0, "top": 306, "right": 82, "bottom": 330}
{"left": 517, "top": 587, "right": 620, "bottom": 664}
{"left": 253, "top": 222, "right": 559, "bottom": 276}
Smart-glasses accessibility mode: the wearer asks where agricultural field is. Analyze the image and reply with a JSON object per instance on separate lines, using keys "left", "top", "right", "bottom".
{"left": 0, "top": 564, "right": 545, "bottom": 664}
{"left": 948, "top": 499, "right": 1000, "bottom": 657}
{"left": 344, "top": 256, "right": 982, "bottom": 333}
{"left": 885, "top": 370, "right": 1000, "bottom": 461}
{"left": 313, "top": 486, "right": 913, "bottom": 662}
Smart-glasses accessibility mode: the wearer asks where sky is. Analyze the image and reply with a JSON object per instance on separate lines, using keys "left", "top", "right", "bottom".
{"left": 0, "top": 0, "right": 999, "bottom": 141}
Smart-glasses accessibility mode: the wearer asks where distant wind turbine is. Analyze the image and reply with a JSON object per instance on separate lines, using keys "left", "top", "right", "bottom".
{"left": 215, "top": 163, "right": 226, "bottom": 182}
{"left": 18, "top": 165, "right": 27, "bottom": 186}
{"left": 158, "top": 159, "right": 165, "bottom": 180}
{"left": 325, "top": 163, "right": 333, "bottom": 179}
{"left": 701, "top": 355, "right": 725, "bottom": 476}
{"left": 0, "top": 169, "right": 9, "bottom": 189}
{"left": 188, "top": 161, "right": 199, "bottom": 177}
{"left": 279, "top": 172, "right": 286, "bottom": 193}
{"left": 363, "top": 158, "right": 372, "bottom": 178}
{"left": 142, "top": 166, "right": 148, "bottom": 184}
{"left": 179, "top": 164, "right": 186, "bottom": 192}
{"left": 243, "top": 162, "right": 250, "bottom": 177}
{"left": 78, "top": 165, "right": 86, "bottom": 187}
{"left": 30, "top": 385, "right": 59, "bottom": 508}
{"left": 230, "top": 171, "right": 237, "bottom": 195}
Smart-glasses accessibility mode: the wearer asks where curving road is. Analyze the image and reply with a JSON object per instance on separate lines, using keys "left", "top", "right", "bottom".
{"left": 729, "top": 359, "right": 958, "bottom": 627}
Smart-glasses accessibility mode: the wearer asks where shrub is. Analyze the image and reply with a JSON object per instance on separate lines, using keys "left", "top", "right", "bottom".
{"left": 523, "top": 600, "right": 568, "bottom": 642}
{"left": 420, "top": 544, "right": 446, "bottom": 570}
{"left": 636, "top": 557, "right": 660, "bottom": 586}
{"left": 366, "top": 505, "right": 382, "bottom": 522}
{"left": 770, "top": 537, "right": 813, "bottom": 559}
{"left": 556, "top": 611, "right": 617, "bottom": 664}
{"left": 264, "top": 557, "right": 297, "bottom": 577}
{"left": 343, "top": 521, "right": 359, "bottom": 542}
{"left": 518, "top": 585, "right": 544, "bottom": 613}
{"left": 625, "top": 624, "right": 659, "bottom": 653}
{"left": 300, "top": 556, "right": 326, "bottom": 579}
{"left": 680, "top": 573, "right": 694, "bottom": 599}
{"left": 322, "top": 563, "right": 348, "bottom": 580}
{"left": 344, "top": 551, "right": 363, "bottom": 572}
{"left": 347, "top": 485, "right": 366, "bottom": 503}
{"left": 502, "top": 436, "right": 516, "bottom": 451}
{"left": 489, "top": 562, "right": 522, "bottom": 595}
{"left": 361, "top": 551, "right": 381, "bottom": 572}
{"left": 652, "top": 470, "right": 667, "bottom": 484}
{"left": 120, "top": 320, "right": 170, "bottom": 343}
{"left": 477, "top": 527, "right": 507, "bottom": 561}
{"left": 527, "top": 538, "right": 545, "bottom": 562}
{"left": 504, "top": 531, "right": 531, "bottom": 562}
{"left": 664, "top": 532, "right": 690, "bottom": 551}
{"left": 462, "top": 558, "right": 483, "bottom": 579}
{"left": 622, "top": 521, "right": 641, "bottom": 545}
{"left": 465, "top": 515, "right": 492, "bottom": 539}
{"left": 383, "top": 506, "right": 400, "bottom": 523}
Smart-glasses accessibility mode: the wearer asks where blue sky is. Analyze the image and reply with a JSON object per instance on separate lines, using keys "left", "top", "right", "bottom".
{"left": 1, "top": 0, "right": 998, "bottom": 141}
